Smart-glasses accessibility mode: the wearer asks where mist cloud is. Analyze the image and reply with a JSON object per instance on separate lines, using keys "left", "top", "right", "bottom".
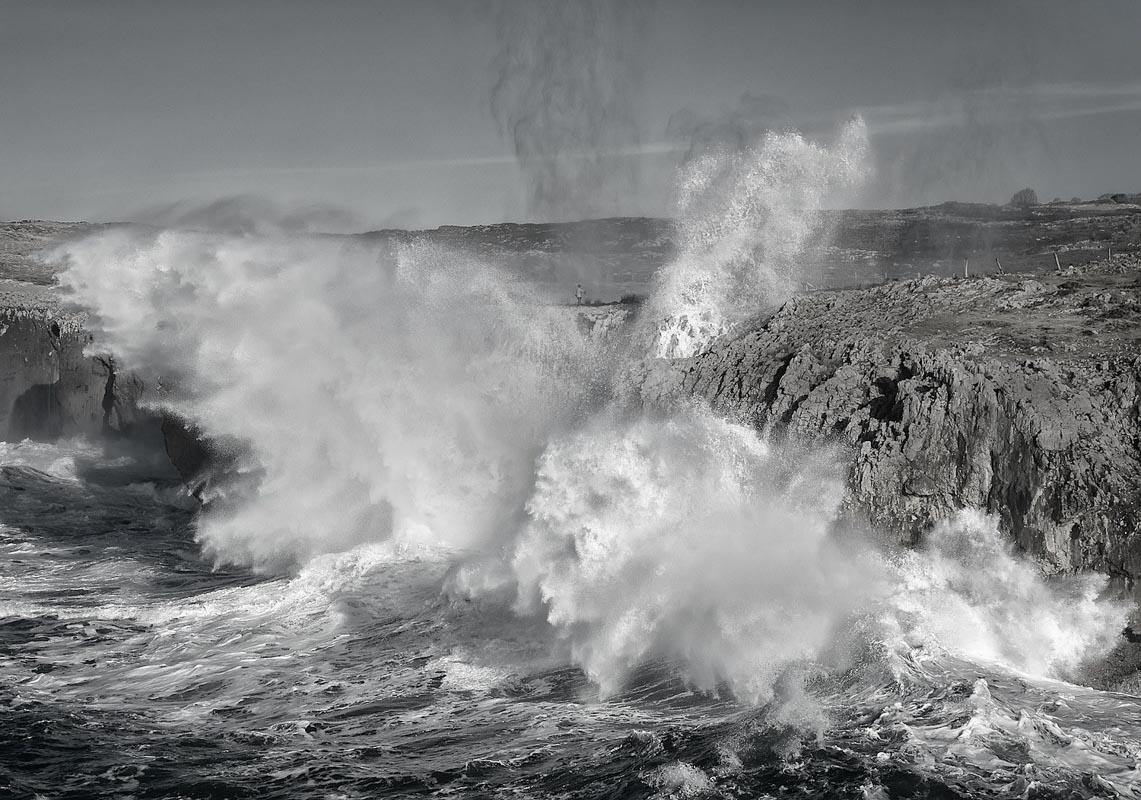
{"left": 489, "top": 0, "right": 647, "bottom": 221}
{"left": 876, "top": 5, "right": 1050, "bottom": 206}
{"left": 665, "top": 92, "right": 791, "bottom": 164}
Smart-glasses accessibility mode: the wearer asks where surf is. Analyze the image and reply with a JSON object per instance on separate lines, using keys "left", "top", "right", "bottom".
{"left": 11, "top": 115, "right": 1132, "bottom": 798}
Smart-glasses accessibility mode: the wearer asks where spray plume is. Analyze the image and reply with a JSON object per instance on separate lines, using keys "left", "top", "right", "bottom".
{"left": 55, "top": 114, "right": 1121, "bottom": 706}
{"left": 648, "top": 116, "right": 868, "bottom": 358}
{"left": 58, "top": 230, "right": 611, "bottom": 569}
{"left": 490, "top": 0, "right": 645, "bottom": 220}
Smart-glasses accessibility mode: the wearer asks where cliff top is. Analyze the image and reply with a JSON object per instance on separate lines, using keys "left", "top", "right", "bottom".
{"left": 754, "top": 254, "right": 1141, "bottom": 366}
{"left": 0, "top": 222, "right": 94, "bottom": 326}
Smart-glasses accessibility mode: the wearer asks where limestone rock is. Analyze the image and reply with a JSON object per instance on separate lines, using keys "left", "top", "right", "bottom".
{"left": 661, "top": 255, "right": 1141, "bottom": 584}
{"left": 0, "top": 293, "right": 148, "bottom": 441}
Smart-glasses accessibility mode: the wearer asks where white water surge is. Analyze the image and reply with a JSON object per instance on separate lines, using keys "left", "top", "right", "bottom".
{"left": 647, "top": 116, "right": 867, "bottom": 358}
{"left": 53, "top": 117, "right": 1126, "bottom": 718}
{"left": 60, "top": 234, "right": 607, "bottom": 569}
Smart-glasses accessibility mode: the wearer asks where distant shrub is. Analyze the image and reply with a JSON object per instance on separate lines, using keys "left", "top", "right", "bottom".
{"left": 618, "top": 293, "right": 645, "bottom": 306}
{"left": 1010, "top": 188, "right": 1038, "bottom": 207}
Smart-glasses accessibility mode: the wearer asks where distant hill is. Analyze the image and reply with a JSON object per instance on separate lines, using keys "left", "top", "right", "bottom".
{"left": 5, "top": 199, "right": 1139, "bottom": 298}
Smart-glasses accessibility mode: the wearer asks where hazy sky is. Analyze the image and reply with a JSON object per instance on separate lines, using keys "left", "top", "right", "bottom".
{"left": 2, "top": 0, "right": 1140, "bottom": 227}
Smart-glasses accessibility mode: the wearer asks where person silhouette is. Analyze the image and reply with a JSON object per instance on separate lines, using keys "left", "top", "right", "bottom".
{"left": 575, "top": 284, "right": 584, "bottom": 305}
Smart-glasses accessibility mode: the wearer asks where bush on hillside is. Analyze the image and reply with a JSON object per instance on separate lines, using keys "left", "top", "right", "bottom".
{"left": 1010, "top": 188, "right": 1038, "bottom": 207}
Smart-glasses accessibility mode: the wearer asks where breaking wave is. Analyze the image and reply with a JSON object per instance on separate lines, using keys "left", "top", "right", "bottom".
{"left": 59, "top": 233, "right": 609, "bottom": 569}
{"left": 647, "top": 116, "right": 867, "bottom": 358}
{"left": 54, "top": 117, "right": 1124, "bottom": 713}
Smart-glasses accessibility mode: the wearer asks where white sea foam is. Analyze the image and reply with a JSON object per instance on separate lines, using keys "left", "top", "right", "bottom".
{"left": 645, "top": 761, "right": 715, "bottom": 799}
{"left": 58, "top": 233, "right": 608, "bottom": 569}
{"left": 510, "top": 406, "right": 879, "bottom": 702}
{"left": 882, "top": 510, "right": 1127, "bottom": 677}
{"left": 646, "top": 116, "right": 867, "bottom": 358}
{"left": 53, "top": 114, "right": 1126, "bottom": 710}
{"left": 0, "top": 437, "right": 105, "bottom": 480}
{"left": 507, "top": 413, "right": 1125, "bottom": 701}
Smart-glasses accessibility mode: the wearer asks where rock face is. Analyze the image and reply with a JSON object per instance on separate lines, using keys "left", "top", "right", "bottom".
{"left": 0, "top": 223, "right": 152, "bottom": 442}
{"left": 0, "top": 292, "right": 149, "bottom": 441}
{"left": 643, "top": 256, "right": 1141, "bottom": 585}
{"left": 572, "top": 302, "right": 636, "bottom": 341}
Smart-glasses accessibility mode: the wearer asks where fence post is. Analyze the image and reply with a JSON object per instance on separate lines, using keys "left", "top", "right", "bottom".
{"left": 964, "top": 258, "right": 969, "bottom": 278}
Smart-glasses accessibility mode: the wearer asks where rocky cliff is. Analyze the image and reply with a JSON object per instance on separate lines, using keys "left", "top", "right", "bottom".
{"left": 3, "top": 219, "right": 1139, "bottom": 589}
{"left": 641, "top": 255, "right": 1141, "bottom": 586}
{"left": 0, "top": 222, "right": 146, "bottom": 440}
{"left": 0, "top": 282, "right": 150, "bottom": 442}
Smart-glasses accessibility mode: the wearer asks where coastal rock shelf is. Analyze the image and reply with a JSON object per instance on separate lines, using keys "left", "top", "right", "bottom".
{"left": 649, "top": 256, "right": 1141, "bottom": 584}
{"left": 1, "top": 218, "right": 1138, "bottom": 589}
{"left": 0, "top": 221, "right": 148, "bottom": 441}
{"left": 0, "top": 285, "right": 147, "bottom": 441}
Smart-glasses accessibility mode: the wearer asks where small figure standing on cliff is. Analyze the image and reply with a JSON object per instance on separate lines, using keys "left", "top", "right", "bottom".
{"left": 575, "top": 284, "right": 584, "bottom": 305}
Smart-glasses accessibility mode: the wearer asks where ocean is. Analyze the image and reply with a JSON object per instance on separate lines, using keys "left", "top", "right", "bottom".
{"left": 3, "top": 116, "right": 1140, "bottom": 799}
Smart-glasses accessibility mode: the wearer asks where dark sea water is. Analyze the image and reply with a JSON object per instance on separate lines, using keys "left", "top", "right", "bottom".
{"left": 7, "top": 118, "right": 1141, "bottom": 799}
{"left": 3, "top": 439, "right": 1140, "bottom": 800}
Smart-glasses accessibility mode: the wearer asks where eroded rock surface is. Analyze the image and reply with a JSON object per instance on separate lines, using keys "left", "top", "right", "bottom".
{"left": 0, "top": 280, "right": 148, "bottom": 441}
{"left": 645, "top": 256, "right": 1141, "bottom": 583}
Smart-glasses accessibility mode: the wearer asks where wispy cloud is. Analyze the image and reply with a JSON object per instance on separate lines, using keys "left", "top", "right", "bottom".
{"left": 862, "top": 82, "right": 1141, "bottom": 136}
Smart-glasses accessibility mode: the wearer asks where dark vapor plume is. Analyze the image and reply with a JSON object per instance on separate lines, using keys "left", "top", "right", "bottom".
{"left": 489, "top": 0, "right": 647, "bottom": 221}
{"left": 665, "top": 92, "right": 791, "bottom": 163}
{"left": 885, "top": 78, "right": 1048, "bottom": 206}
{"left": 881, "top": 3, "right": 1050, "bottom": 206}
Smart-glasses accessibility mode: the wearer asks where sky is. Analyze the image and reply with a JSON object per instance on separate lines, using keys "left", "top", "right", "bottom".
{"left": 2, "top": 0, "right": 1140, "bottom": 228}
